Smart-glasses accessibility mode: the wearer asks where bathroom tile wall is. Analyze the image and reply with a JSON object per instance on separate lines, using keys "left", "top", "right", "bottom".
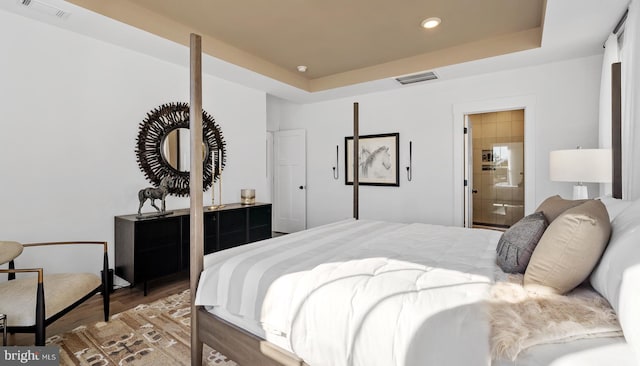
{"left": 470, "top": 110, "right": 525, "bottom": 227}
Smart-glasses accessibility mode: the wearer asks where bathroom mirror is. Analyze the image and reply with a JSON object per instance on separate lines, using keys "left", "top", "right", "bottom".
{"left": 136, "top": 102, "right": 226, "bottom": 197}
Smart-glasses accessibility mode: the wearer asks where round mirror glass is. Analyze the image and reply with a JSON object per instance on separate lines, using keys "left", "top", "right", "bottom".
{"left": 162, "top": 128, "right": 188, "bottom": 172}
{"left": 161, "top": 128, "right": 209, "bottom": 172}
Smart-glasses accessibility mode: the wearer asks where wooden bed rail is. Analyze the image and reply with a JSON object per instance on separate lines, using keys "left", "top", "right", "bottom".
{"left": 196, "top": 307, "right": 309, "bottom": 366}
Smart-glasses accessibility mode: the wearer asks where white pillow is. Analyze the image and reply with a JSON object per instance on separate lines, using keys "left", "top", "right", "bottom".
{"left": 590, "top": 197, "right": 640, "bottom": 358}
{"left": 598, "top": 196, "right": 634, "bottom": 221}
{"left": 619, "top": 264, "right": 640, "bottom": 365}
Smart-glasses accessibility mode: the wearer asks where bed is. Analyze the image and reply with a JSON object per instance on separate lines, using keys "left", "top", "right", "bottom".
{"left": 191, "top": 198, "right": 640, "bottom": 366}
{"left": 185, "top": 35, "right": 638, "bottom": 366}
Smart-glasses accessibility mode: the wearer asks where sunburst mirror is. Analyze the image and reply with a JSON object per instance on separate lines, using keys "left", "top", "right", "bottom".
{"left": 136, "top": 102, "right": 226, "bottom": 197}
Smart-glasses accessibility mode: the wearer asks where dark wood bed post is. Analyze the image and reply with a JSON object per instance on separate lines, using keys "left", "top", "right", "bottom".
{"left": 612, "top": 62, "right": 622, "bottom": 199}
{"left": 353, "top": 102, "right": 359, "bottom": 220}
{"left": 189, "top": 33, "right": 205, "bottom": 366}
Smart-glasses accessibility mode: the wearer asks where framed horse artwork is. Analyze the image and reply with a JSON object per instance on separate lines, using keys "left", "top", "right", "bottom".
{"left": 345, "top": 132, "right": 400, "bottom": 186}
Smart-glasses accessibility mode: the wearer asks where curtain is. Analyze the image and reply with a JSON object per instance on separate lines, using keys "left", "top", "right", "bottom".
{"left": 622, "top": 0, "right": 640, "bottom": 200}
{"left": 599, "top": 33, "right": 620, "bottom": 197}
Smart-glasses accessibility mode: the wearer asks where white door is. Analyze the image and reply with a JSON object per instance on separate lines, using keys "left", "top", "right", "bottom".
{"left": 463, "top": 118, "right": 473, "bottom": 228}
{"left": 266, "top": 131, "right": 274, "bottom": 204}
{"left": 274, "top": 129, "right": 306, "bottom": 233}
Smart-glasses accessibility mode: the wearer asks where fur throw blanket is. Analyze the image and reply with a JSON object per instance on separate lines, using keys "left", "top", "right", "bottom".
{"left": 488, "top": 274, "right": 623, "bottom": 360}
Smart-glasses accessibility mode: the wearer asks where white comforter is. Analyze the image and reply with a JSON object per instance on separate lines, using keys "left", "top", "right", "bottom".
{"left": 196, "top": 219, "right": 501, "bottom": 366}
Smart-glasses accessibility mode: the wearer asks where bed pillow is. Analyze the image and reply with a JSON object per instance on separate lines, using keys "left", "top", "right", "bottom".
{"left": 535, "top": 195, "right": 589, "bottom": 223}
{"left": 590, "top": 198, "right": 640, "bottom": 356}
{"left": 619, "top": 264, "right": 640, "bottom": 365}
{"left": 597, "top": 195, "right": 634, "bottom": 221}
{"left": 495, "top": 212, "right": 548, "bottom": 273}
{"left": 591, "top": 198, "right": 640, "bottom": 308}
{"left": 524, "top": 199, "right": 611, "bottom": 295}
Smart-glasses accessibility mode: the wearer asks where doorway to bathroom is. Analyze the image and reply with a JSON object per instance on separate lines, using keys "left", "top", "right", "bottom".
{"left": 466, "top": 110, "right": 525, "bottom": 230}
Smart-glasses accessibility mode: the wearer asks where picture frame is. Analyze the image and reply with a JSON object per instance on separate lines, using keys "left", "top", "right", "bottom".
{"left": 345, "top": 133, "right": 399, "bottom": 186}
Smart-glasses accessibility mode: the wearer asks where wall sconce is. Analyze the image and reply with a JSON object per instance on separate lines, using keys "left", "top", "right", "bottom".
{"left": 406, "top": 141, "right": 413, "bottom": 181}
{"left": 549, "top": 147, "right": 612, "bottom": 199}
{"left": 332, "top": 145, "right": 339, "bottom": 180}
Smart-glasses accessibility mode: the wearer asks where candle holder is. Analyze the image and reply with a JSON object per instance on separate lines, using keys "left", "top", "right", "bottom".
{"left": 208, "top": 160, "right": 218, "bottom": 210}
{"left": 216, "top": 148, "right": 225, "bottom": 208}
{"left": 241, "top": 189, "right": 255, "bottom": 205}
{"left": 217, "top": 173, "right": 225, "bottom": 208}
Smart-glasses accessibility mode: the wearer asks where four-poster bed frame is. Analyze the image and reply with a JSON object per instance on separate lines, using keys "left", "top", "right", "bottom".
{"left": 187, "top": 33, "right": 362, "bottom": 366}
{"left": 185, "top": 32, "right": 626, "bottom": 366}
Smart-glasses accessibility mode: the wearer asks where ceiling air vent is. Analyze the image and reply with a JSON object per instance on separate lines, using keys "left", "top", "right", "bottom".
{"left": 16, "top": 0, "right": 71, "bottom": 19}
{"left": 395, "top": 71, "right": 438, "bottom": 85}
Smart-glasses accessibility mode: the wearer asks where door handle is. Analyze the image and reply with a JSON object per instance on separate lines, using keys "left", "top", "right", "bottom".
{"left": 472, "top": 189, "right": 478, "bottom": 194}
{"left": 299, "top": 186, "right": 304, "bottom": 190}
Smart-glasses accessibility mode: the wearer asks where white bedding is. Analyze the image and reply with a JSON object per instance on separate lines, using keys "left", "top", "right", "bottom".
{"left": 196, "top": 219, "right": 501, "bottom": 366}
{"left": 491, "top": 336, "right": 633, "bottom": 366}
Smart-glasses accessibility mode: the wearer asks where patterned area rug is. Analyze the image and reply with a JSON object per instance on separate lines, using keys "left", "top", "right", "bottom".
{"left": 46, "top": 290, "right": 237, "bottom": 366}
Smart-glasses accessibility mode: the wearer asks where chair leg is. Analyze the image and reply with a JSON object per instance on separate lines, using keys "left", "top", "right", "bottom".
{"left": 101, "top": 282, "right": 110, "bottom": 322}
{"left": 102, "top": 253, "right": 110, "bottom": 322}
{"left": 35, "top": 282, "right": 45, "bottom": 346}
{"left": 8, "top": 260, "right": 16, "bottom": 281}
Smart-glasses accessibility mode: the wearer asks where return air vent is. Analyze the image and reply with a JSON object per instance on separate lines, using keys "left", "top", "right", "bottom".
{"left": 395, "top": 71, "right": 438, "bottom": 85}
{"left": 16, "top": 0, "right": 71, "bottom": 19}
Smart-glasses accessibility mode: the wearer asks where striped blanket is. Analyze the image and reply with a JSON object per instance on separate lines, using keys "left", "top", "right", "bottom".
{"left": 196, "top": 219, "right": 501, "bottom": 366}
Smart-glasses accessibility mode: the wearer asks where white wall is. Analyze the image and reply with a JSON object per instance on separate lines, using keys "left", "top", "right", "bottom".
{"left": 266, "top": 94, "right": 283, "bottom": 132}
{"left": 0, "top": 6, "right": 604, "bottom": 276}
{"left": 0, "top": 9, "right": 267, "bottom": 277}
{"left": 274, "top": 55, "right": 603, "bottom": 228}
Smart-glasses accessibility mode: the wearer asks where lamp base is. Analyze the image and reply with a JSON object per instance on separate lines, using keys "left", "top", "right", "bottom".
{"left": 572, "top": 185, "right": 588, "bottom": 200}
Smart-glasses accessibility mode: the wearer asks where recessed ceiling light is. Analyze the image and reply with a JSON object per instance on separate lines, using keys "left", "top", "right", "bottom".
{"left": 297, "top": 65, "right": 308, "bottom": 73}
{"left": 421, "top": 17, "right": 441, "bottom": 29}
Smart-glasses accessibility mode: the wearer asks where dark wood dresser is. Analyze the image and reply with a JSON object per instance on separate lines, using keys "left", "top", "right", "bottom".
{"left": 115, "top": 203, "right": 271, "bottom": 294}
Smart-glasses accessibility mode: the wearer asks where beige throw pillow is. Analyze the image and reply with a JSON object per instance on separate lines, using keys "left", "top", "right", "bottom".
{"left": 524, "top": 200, "right": 611, "bottom": 295}
{"left": 535, "top": 195, "right": 589, "bottom": 223}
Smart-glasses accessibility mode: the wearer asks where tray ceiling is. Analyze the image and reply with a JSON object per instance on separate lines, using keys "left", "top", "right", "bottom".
{"left": 66, "top": 0, "right": 545, "bottom": 92}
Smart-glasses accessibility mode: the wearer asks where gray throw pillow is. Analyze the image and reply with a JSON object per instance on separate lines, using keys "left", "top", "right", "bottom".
{"left": 496, "top": 212, "right": 548, "bottom": 273}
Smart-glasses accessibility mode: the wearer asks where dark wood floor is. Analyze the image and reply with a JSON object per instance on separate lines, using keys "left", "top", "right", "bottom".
{"left": 9, "top": 272, "right": 190, "bottom": 346}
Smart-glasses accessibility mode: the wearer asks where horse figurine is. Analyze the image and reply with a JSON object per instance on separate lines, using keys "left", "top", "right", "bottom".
{"left": 137, "top": 176, "right": 173, "bottom": 216}
{"left": 360, "top": 146, "right": 391, "bottom": 178}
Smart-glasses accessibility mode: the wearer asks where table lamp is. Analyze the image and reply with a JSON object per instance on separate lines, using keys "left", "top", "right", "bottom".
{"left": 549, "top": 147, "right": 612, "bottom": 199}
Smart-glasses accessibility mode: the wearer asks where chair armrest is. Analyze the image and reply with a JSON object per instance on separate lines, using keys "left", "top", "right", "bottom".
{"left": 0, "top": 268, "right": 43, "bottom": 282}
{"left": 22, "top": 241, "right": 107, "bottom": 254}
{"left": 19, "top": 242, "right": 109, "bottom": 281}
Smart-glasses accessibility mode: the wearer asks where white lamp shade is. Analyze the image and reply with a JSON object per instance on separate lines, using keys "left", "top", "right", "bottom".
{"left": 549, "top": 149, "right": 612, "bottom": 183}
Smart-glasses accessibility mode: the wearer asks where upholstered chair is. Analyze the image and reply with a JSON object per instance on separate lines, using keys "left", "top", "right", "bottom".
{"left": 0, "top": 241, "right": 110, "bottom": 346}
